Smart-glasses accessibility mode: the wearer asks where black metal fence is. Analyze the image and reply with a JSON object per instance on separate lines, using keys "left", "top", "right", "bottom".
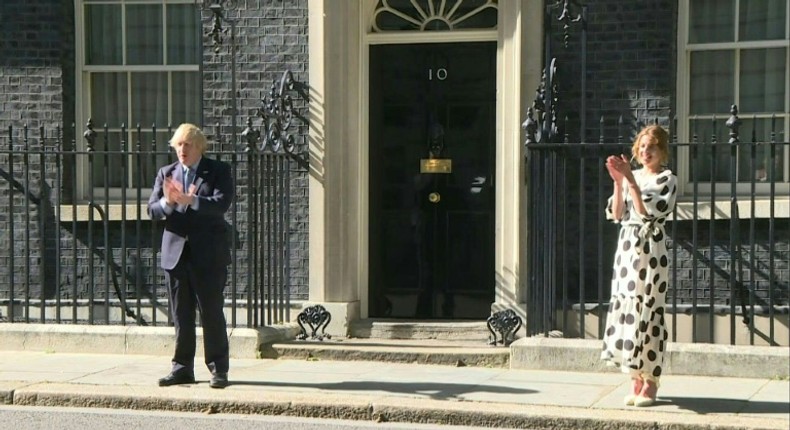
{"left": 0, "top": 122, "right": 305, "bottom": 328}
{"left": 526, "top": 107, "right": 789, "bottom": 346}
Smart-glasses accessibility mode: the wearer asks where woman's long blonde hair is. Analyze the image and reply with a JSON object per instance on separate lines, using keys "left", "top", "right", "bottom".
{"left": 631, "top": 125, "right": 670, "bottom": 166}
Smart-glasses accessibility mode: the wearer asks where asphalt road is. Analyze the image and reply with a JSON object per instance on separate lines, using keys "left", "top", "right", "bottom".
{"left": 0, "top": 405, "right": 524, "bottom": 430}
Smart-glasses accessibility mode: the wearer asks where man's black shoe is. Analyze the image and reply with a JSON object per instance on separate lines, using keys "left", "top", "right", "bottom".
{"left": 209, "top": 372, "right": 229, "bottom": 389}
{"left": 158, "top": 371, "right": 195, "bottom": 387}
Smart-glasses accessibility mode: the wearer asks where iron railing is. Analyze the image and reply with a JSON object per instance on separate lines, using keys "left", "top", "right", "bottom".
{"left": 0, "top": 122, "right": 305, "bottom": 328}
{"left": 525, "top": 106, "right": 789, "bottom": 346}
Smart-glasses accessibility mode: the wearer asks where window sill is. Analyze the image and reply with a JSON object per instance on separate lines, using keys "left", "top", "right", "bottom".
{"left": 670, "top": 198, "right": 789, "bottom": 221}
{"left": 58, "top": 204, "right": 152, "bottom": 222}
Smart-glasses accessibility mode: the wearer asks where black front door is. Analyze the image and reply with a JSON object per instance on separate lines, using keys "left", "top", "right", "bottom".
{"left": 369, "top": 42, "right": 495, "bottom": 319}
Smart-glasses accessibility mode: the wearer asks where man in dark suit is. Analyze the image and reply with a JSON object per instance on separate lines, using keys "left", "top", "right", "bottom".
{"left": 148, "top": 123, "right": 234, "bottom": 389}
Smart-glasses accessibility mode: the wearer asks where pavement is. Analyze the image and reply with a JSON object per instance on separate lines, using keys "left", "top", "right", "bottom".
{"left": 1, "top": 348, "right": 788, "bottom": 430}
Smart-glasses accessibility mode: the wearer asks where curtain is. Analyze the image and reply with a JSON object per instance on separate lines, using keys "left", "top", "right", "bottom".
{"left": 688, "top": 0, "right": 734, "bottom": 43}
{"left": 167, "top": 3, "right": 201, "bottom": 65}
{"left": 85, "top": 4, "right": 122, "bottom": 65}
{"left": 739, "top": 0, "right": 786, "bottom": 41}
{"left": 127, "top": 4, "right": 163, "bottom": 65}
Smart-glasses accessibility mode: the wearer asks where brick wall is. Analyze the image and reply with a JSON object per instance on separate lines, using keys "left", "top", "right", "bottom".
{"left": 0, "top": 0, "right": 75, "bottom": 131}
{"left": 548, "top": 0, "right": 677, "bottom": 140}
{"left": 201, "top": 0, "right": 310, "bottom": 300}
{"left": 0, "top": 0, "right": 75, "bottom": 308}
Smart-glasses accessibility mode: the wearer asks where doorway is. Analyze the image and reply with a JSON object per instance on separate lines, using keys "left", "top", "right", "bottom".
{"left": 368, "top": 42, "right": 496, "bottom": 319}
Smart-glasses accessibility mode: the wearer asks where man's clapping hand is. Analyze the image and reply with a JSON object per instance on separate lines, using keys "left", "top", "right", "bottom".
{"left": 175, "top": 184, "right": 197, "bottom": 206}
{"left": 163, "top": 177, "right": 196, "bottom": 207}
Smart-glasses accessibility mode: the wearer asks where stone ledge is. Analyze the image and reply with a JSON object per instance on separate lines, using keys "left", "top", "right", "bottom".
{"left": 0, "top": 323, "right": 299, "bottom": 359}
{"left": 510, "top": 337, "right": 790, "bottom": 379}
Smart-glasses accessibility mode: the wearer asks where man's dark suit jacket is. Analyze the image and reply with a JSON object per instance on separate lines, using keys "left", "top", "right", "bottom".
{"left": 147, "top": 157, "right": 234, "bottom": 271}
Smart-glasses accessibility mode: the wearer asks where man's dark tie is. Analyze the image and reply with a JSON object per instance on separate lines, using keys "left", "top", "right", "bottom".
{"left": 176, "top": 167, "right": 191, "bottom": 214}
{"left": 184, "top": 167, "right": 190, "bottom": 190}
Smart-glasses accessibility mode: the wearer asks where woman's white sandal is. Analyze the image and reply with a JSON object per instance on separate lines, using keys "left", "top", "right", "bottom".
{"left": 624, "top": 377, "right": 643, "bottom": 406}
{"left": 633, "top": 379, "right": 659, "bottom": 407}
{"left": 633, "top": 395, "right": 656, "bottom": 407}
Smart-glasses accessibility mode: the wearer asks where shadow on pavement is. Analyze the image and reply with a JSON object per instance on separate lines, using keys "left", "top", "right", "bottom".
{"left": 228, "top": 380, "right": 536, "bottom": 401}
{"left": 662, "top": 397, "right": 790, "bottom": 415}
{"left": 279, "top": 341, "right": 500, "bottom": 349}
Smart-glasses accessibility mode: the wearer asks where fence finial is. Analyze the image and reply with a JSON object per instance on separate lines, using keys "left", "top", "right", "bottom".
{"left": 726, "top": 104, "right": 741, "bottom": 145}
{"left": 523, "top": 107, "right": 537, "bottom": 145}
{"left": 241, "top": 117, "right": 259, "bottom": 152}
{"left": 83, "top": 119, "right": 96, "bottom": 151}
{"left": 598, "top": 115, "right": 605, "bottom": 144}
{"left": 558, "top": 0, "right": 584, "bottom": 49}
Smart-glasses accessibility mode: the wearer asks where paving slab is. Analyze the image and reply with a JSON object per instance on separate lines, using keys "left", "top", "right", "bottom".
{"left": 740, "top": 380, "right": 790, "bottom": 419}
{"left": 0, "top": 350, "right": 788, "bottom": 430}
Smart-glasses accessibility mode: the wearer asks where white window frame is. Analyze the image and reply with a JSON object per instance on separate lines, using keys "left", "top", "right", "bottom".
{"left": 74, "top": 0, "right": 201, "bottom": 207}
{"left": 675, "top": 0, "right": 790, "bottom": 219}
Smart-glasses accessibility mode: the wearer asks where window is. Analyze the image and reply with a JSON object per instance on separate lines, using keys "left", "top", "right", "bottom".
{"left": 76, "top": 0, "right": 202, "bottom": 199}
{"left": 678, "top": 0, "right": 789, "bottom": 194}
{"left": 371, "top": 0, "right": 498, "bottom": 32}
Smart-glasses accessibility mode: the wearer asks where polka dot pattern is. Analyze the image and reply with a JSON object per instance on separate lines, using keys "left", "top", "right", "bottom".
{"left": 601, "top": 169, "right": 677, "bottom": 379}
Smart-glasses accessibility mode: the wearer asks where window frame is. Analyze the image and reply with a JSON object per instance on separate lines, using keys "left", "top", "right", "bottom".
{"left": 74, "top": 0, "right": 202, "bottom": 203}
{"left": 675, "top": 0, "right": 790, "bottom": 208}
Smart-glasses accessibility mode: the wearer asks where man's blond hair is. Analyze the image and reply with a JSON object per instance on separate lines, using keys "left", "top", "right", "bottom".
{"left": 169, "top": 123, "right": 207, "bottom": 154}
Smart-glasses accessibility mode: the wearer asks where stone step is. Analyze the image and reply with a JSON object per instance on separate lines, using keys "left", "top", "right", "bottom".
{"left": 264, "top": 319, "right": 511, "bottom": 368}
{"left": 348, "top": 319, "right": 496, "bottom": 342}
{"left": 265, "top": 337, "right": 511, "bottom": 368}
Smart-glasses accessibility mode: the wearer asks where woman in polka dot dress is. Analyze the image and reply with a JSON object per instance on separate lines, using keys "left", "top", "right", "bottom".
{"left": 601, "top": 125, "right": 677, "bottom": 407}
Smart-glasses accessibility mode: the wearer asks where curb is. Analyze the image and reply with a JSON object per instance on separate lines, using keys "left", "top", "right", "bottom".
{"left": 8, "top": 383, "right": 786, "bottom": 430}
